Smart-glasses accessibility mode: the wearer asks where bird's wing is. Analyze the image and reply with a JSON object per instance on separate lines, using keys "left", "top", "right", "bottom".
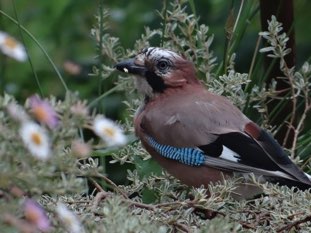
{"left": 243, "top": 125, "right": 311, "bottom": 185}
{"left": 144, "top": 133, "right": 311, "bottom": 189}
{"left": 203, "top": 155, "right": 294, "bottom": 179}
{"left": 140, "top": 87, "right": 311, "bottom": 186}
{"left": 144, "top": 133, "right": 309, "bottom": 187}
{"left": 141, "top": 88, "right": 249, "bottom": 147}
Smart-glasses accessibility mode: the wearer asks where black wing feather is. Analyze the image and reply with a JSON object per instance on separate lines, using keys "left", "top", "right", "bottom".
{"left": 199, "top": 131, "right": 311, "bottom": 187}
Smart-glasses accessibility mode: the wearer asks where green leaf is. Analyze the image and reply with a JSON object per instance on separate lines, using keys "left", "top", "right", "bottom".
{"left": 142, "top": 187, "right": 158, "bottom": 203}
{"left": 134, "top": 156, "right": 162, "bottom": 178}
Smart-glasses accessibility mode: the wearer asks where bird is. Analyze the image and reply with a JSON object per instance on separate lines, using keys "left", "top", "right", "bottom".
{"left": 115, "top": 47, "right": 311, "bottom": 197}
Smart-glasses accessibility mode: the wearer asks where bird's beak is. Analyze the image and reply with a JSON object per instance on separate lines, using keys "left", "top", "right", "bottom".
{"left": 114, "top": 58, "right": 147, "bottom": 76}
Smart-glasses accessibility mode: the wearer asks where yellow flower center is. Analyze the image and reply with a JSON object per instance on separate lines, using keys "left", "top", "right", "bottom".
{"left": 103, "top": 127, "right": 116, "bottom": 138}
{"left": 31, "top": 132, "right": 42, "bottom": 145}
{"left": 33, "top": 107, "right": 48, "bottom": 122}
{"left": 3, "top": 36, "right": 18, "bottom": 49}
{"left": 25, "top": 208, "right": 40, "bottom": 223}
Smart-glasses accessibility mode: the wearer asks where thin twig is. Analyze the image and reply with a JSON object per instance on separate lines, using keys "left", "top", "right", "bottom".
{"left": 232, "top": 0, "right": 245, "bottom": 34}
{"left": 93, "top": 172, "right": 128, "bottom": 198}
{"left": 155, "top": 201, "right": 184, "bottom": 208}
{"left": 281, "top": 60, "right": 297, "bottom": 151}
{"left": 89, "top": 177, "right": 105, "bottom": 192}
{"left": 124, "top": 199, "right": 156, "bottom": 211}
{"left": 239, "top": 221, "right": 257, "bottom": 230}
{"left": 290, "top": 74, "right": 311, "bottom": 158}
{"left": 173, "top": 222, "right": 192, "bottom": 233}
{"left": 92, "top": 191, "right": 111, "bottom": 212}
{"left": 248, "top": 36, "right": 261, "bottom": 81}
{"left": 277, "top": 215, "right": 311, "bottom": 232}
{"left": 88, "top": 84, "right": 123, "bottom": 108}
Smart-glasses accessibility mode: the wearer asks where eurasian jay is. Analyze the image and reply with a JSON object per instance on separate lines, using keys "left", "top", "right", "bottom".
{"left": 115, "top": 47, "right": 311, "bottom": 195}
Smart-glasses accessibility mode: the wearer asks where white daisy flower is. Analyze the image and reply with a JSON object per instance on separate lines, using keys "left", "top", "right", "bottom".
{"left": 19, "top": 122, "right": 50, "bottom": 160}
{"left": 56, "top": 203, "right": 84, "bottom": 233}
{"left": 0, "top": 31, "right": 27, "bottom": 62}
{"left": 93, "top": 116, "right": 127, "bottom": 146}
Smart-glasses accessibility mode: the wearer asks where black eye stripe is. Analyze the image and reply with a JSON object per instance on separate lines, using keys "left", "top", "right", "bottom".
{"left": 145, "top": 70, "right": 166, "bottom": 93}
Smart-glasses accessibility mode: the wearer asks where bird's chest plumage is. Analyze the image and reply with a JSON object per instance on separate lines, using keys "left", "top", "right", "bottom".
{"left": 134, "top": 85, "right": 248, "bottom": 148}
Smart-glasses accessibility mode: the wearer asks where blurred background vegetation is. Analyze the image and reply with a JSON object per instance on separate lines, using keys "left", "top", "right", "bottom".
{"left": 1, "top": 0, "right": 311, "bottom": 119}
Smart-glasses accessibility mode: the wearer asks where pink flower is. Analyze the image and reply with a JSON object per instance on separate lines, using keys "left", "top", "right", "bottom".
{"left": 29, "top": 95, "right": 58, "bottom": 128}
{"left": 24, "top": 198, "right": 51, "bottom": 232}
{"left": 71, "top": 140, "right": 91, "bottom": 158}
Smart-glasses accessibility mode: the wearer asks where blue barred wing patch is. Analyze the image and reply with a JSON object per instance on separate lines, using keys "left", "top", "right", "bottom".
{"left": 146, "top": 136, "right": 205, "bottom": 166}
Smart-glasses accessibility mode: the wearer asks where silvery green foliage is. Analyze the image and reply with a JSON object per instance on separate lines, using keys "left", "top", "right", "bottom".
{"left": 295, "top": 62, "right": 311, "bottom": 99}
{"left": 38, "top": 173, "right": 311, "bottom": 232}
{"left": 259, "top": 16, "right": 291, "bottom": 60}
{"left": 159, "top": 1, "right": 217, "bottom": 82}
{"left": 259, "top": 15, "right": 294, "bottom": 79}
{"left": 209, "top": 69, "right": 249, "bottom": 109}
{"left": 92, "top": 196, "right": 167, "bottom": 233}
{"left": 259, "top": 15, "right": 311, "bottom": 157}
{"left": 110, "top": 141, "right": 150, "bottom": 164}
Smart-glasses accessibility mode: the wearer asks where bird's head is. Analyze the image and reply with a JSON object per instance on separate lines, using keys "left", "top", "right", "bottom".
{"left": 115, "top": 47, "right": 199, "bottom": 97}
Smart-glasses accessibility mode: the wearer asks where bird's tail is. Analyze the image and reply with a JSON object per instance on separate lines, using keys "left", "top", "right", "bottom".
{"left": 244, "top": 125, "right": 311, "bottom": 187}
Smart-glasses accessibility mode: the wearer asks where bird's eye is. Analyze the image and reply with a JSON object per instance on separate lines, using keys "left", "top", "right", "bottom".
{"left": 157, "top": 60, "right": 170, "bottom": 71}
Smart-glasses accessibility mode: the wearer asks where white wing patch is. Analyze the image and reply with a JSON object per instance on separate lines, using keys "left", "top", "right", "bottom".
{"left": 220, "top": 146, "right": 240, "bottom": 162}
{"left": 305, "top": 173, "right": 311, "bottom": 181}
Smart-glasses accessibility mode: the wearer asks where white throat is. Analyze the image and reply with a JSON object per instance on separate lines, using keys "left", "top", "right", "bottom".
{"left": 134, "top": 76, "right": 154, "bottom": 98}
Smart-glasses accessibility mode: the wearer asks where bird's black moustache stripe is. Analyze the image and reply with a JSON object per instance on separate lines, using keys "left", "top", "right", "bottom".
{"left": 145, "top": 70, "right": 166, "bottom": 93}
